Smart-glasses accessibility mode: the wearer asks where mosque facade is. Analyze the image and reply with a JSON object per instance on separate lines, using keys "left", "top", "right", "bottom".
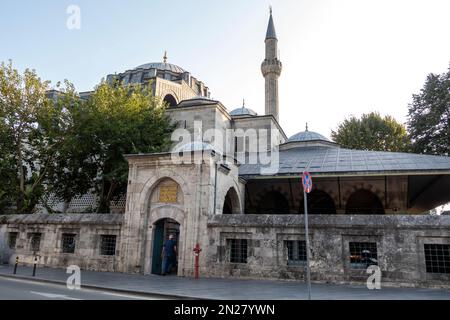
{"left": 1, "top": 11, "right": 450, "bottom": 288}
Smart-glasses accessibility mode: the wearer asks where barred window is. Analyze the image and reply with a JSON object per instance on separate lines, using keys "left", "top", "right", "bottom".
{"left": 30, "top": 233, "right": 41, "bottom": 253}
{"left": 62, "top": 234, "right": 76, "bottom": 254}
{"left": 349, "top": 242, "right": 378, "bottom": 269}
{"left": 424, "top": 244, "right": 450, "bottom": 274}
{"left": 8, "top": 232, "right": 18, "bottom": 249}
{"left": 285, "top": 240, "right": 307, "bottom": 266}
{"left": 100, "top": 235, "right": 117, "bottom": 256}
{"left": 228, "top": 239, "right": 248, "bottom": 263}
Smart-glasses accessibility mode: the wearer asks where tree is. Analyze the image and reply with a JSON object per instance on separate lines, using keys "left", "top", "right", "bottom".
{"left": 407, "top": 65, "right": 450, "bottom": 156}
{"left": 331, "top": 112, "right": 411, "bottom": 152}
{"left": 49, "top": 80, "right": 174, "bottom": 213}
{"left": 0, "top": 61, "right": 67, "bottom": 213}
{"left": 0, "top": 61, "right": 174, "bottom": 214}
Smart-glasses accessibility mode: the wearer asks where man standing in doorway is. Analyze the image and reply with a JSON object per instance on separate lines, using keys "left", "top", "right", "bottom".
{"left": 161, "top": 234, "right": 177, "bottom": 276}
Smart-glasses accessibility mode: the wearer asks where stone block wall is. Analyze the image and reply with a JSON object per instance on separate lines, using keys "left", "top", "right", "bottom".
{"left": 205, "top": 214, "right": 450, "bottom": 288}
{"left": 0, "top": 214, "right": 123, "bottom": 272}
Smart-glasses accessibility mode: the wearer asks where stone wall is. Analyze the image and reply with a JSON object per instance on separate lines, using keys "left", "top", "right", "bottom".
{"left": 0, "top": 214, "right": 123, "bottom": 272}
{"left": 205, "top": 214, "right": 450, "bottom": 288}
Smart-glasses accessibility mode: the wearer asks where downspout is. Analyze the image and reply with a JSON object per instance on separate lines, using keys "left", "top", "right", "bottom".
{"left": 213, "top": 162, "right": 218, "bottom": 215}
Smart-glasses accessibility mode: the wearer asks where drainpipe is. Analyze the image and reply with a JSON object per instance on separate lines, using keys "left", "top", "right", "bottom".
{"left": 213, "top": 162, "right": 218, "bottom": 215}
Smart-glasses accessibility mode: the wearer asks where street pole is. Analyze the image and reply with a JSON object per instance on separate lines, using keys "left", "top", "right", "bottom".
{"left": 304, "top": 189, "right": 312, "bottom": 300}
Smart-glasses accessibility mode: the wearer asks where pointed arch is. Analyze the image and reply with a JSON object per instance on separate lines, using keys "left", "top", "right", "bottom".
{"left": 223, "top": 187, "right": 241, "bottom": 215}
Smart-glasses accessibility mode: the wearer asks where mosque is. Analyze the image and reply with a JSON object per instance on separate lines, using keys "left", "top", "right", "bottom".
{"left": 1, "top": 11, "right": 450, "bottom": 288}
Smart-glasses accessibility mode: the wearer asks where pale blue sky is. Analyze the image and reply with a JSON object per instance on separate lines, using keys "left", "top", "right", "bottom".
{"left": 1, "top": 0, "right": 450, "bottom": 138}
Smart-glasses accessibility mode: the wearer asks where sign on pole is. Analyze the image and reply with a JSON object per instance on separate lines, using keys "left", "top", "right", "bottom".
{"left": 302, "top": 171, "right": 312, "bottom": 300}
{"left": 302, "top": 171, "right": 313, "bottom": 194}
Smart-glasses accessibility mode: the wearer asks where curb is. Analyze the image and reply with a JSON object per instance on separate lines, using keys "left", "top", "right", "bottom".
{"left": 0, "top": 273, "right": 208, "bottom": 300}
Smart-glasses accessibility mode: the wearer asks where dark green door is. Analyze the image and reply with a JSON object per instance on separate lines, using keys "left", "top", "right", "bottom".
{"left": 151, "top": 220, "right": 165, "bottom": 275}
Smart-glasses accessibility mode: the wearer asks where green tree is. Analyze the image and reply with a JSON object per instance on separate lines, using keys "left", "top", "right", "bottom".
{"left": 407, "top": 65, "right": 450, "bottom": 156}
{"left": 0, "top": 61, "right": 72, "bottom": 213}
{"left": 331, "top": 112, "right": 411, "bottom": 152}
{"left": 49, "top": 80, "right": 174, "bottom": 213}
{"left": 1, "top": 61, "right": 174, "bottom": 214}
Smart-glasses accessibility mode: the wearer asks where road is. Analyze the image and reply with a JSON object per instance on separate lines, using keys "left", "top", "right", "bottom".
{"left": 0, "top": 277, "right": 167, "bottom": 300}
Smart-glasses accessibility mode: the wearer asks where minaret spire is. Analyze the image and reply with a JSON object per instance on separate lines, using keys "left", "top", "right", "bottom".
{"left": 261, "top": 8, "right": 282, "bottom": 122}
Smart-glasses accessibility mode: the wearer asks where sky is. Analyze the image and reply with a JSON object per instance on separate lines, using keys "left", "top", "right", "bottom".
{"left": 1, "top": 0, "right": 450, "bottom": 139}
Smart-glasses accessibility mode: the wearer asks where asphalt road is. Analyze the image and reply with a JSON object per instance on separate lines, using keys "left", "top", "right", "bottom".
{"left": 0, "top": 277, "right": 166, "bottom": 300}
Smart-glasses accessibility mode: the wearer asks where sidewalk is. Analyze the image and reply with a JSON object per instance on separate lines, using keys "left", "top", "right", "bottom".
{"left": 0, "top": 265, "right": 449, "bottom": 300}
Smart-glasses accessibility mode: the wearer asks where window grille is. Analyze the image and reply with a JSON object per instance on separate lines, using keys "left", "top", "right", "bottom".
{"left": 424, "top": 244, "right": 450, "bottom": 274}
{"left": 30, "top": 233, "right": 42, "bottom": 253}
{"left": 100, "top": 235, "right": 117, "bottom": 256}
{"left": 228, "top": 239, "right": 248, "bottom": 263}
{"left": 285, "top": 240, "right": 307, "bottom": 266}
{"left": 8, "top": 232, "right": 18, "bottom": 249}
{"left": 62, "top": 234, "right": 76, "bottom": 254}
{"left": 349, "top": 242, "right": 378, "bottom": 269}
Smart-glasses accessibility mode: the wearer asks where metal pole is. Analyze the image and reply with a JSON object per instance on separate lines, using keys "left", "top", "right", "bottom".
{"left": 32, "top": 256, "right": 37, "bottom": 277}
{"left": 13, "top": 256, "right": 18, "bottom": 275}
{"left": 304, "top": 190, "right": 312, "bottom": 300}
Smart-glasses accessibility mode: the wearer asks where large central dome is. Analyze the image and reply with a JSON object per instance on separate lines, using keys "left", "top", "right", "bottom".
{"left": 135, "top": 62, "right": 186, "bottom": 74}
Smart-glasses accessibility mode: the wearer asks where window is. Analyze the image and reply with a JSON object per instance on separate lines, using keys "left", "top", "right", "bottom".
{"left": 228, "top": 239, "right": 248, "bottom": 263}
{"left": 8, "top": 232, "right": 18, "bottom": 249}
{"left": 30, "top": 233, "right": 41, "bottom": 253}
{"left": 349, "top": 242, "right": 378, "bottom": 269}
{"left": 100, "top": 235, "right": 117, "bottom": 256}
{"left": 62, "top": 234, "right": 76, "bottom": 254}
{"left": 285, "top": 240, "right": 307, "bottom": 266}
{"left": 424, "top": 244, "right": 450, "bottom": 274}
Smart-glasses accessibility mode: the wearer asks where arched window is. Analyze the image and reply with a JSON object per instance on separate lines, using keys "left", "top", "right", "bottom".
{"left": 301, "top": 190, "right": 336, "bottom": 214}
{"left": 223, "top": 188, "right": 240, "bottom": 214}
{"left": 163, "top": 94, "right": 177, "bottom": 107}
{"left": 345, "top": 190, "right": 385, "bottom": 215}
{"left": 257, "top": 191, "right": 289, "bottom": 214}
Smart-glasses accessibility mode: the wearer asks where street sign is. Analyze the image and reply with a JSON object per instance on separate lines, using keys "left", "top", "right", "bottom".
{"left": 302, "top": 171, "right": 313, "bottom": 193}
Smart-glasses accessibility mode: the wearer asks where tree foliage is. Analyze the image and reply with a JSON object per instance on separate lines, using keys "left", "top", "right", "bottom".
{"left": 331, "top": 112, "right": 411, "bottom": 152}
{"left": 407, "top": 65, "right": 450, "bottom": 156}
{"left": 0, "top": 61, "right": 174, "bottom": 214}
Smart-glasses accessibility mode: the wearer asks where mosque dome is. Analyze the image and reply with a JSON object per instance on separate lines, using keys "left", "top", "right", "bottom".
{"left": 135, "top": 62, "right": 186, "bottom": 74}
{"left": 230, "top": 100, "right": 257, "bottom": 117}
{"left": 288, "top": 130, "right": 331, "bottom": 143}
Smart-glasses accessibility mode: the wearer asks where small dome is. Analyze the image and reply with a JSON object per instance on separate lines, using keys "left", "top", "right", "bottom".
{"left": 172, "top": 142, "right": 215, "bottom": 153}
{"left": 288, "top": 130, "right": 330, "bottom": 143}
{"left": 135, "top": 62, "right": 186, "bottom": 74}
{"left": 230, "top": 107, "right": 257, "bottom": 117}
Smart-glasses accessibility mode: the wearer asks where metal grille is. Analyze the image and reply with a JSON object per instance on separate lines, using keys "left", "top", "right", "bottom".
{"left": 228, "top": 239, "right": 248, "bottom": 263}
{"left": 285, "top": 240, "right": 307, "bottom": 265}
{"left": 349, "top": 242, "right": 378, "bottom": 269}
{"left": 30, "top": 233, "right": 41, "bottom": 253}
{"left": 62, "top": 234, "right": 76, "bottom": 254}
{"left": 424, "top": 244, "right": 450, "bottom": 274}
{"left": 100, "top": 235, "right": 117, "bottom": 256}
{"left": 8, "top": 232, "right": 18, "bottom": 249}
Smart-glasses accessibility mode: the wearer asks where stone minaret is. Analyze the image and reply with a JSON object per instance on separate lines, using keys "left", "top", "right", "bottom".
{"left": 261, "top": 8, "right": 282, "bottom": 122}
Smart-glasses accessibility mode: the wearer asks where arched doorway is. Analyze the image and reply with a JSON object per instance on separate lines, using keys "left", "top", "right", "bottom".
{"left": 163, "top": 94, "right": 177, "bottom": 107}
{"left": 345, "top": 189, "right": 385, "bottom": 215}
{"left": 151, "top": 218, "right": 180, "bottom": 275}
{"left": 223, "top": 187, "right": 240, "bottom": 214}
{"left": 257, "top": 190, "right": 290, "bottom": 214}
